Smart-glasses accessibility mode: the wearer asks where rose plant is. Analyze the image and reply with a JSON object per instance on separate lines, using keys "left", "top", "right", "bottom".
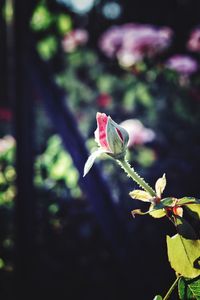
{"left": 84, "top": 112, "right": 200, "bottom": 300}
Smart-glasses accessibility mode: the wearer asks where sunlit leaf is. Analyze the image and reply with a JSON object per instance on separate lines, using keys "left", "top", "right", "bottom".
{"left": 131, "top": 205, "right": 166, "bottom": 218}
{"left": 155, "top": 173, "right": 166, "bottom": 198}
{"left": 129, "top": 189, "right": 151, "bottom": 202}
{"left": 167, "top": 234, "right": 200, "bottom": 278}
{"left": 149, "top": 207, "right": 166, "bottom": 218}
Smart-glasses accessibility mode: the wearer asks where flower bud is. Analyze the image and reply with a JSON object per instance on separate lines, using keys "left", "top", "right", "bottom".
{"left": 83, "top": 112, "right": 129, "bottom": 177}
{"left": 95, "top": 112, "right": 129, "bottom": 159}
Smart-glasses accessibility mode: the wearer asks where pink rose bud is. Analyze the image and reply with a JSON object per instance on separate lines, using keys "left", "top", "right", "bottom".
{"left": 95, "top": 112, "right": 129, "bottom": 157}
{"left": 83, "top": 112, "right": 129, "bottom": 176}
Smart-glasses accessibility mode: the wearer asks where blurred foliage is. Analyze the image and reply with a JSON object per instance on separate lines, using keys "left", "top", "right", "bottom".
{"left": 0, "top": 134, "right": 82, "bottom": 208}
{"left": 34, "top": 134, "right": 82, "bottom": 199}
{"left": 2, "top": 0, "right": 14, "bottom": 24}
{"left": 31, "top": 0, "right": 72, "bottom": 60}
{"left": 37, "top": 35, "right": 58, "bottom": 60}
{"left": 31, "top": 2, "right": 54, "bottom": 31}
{"left": 0, "top": 138, "right": 16, "bottom": 207}
{"left": 0, "top": 134, "right": 83, "bottom": 271}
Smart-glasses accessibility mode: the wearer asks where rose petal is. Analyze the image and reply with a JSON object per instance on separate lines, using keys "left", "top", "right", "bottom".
{"left": 96, "top": 112, "right": 110, "bottom": 150}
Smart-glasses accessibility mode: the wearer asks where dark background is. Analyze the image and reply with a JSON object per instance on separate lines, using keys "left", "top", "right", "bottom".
{"left": 1, "top": 0, "right": 200, "bottom": 299}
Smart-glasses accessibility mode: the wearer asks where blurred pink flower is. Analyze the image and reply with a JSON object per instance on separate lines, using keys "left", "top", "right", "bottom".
{"left": 120, "top": 119, "right": 155, "bottom": 147}
{"left": 62, "top": 29, "right": 88, "bottom": 52}
{"left": 165, "top": 55, "right": 198, "bottom": 75}
{"left": 96, "top": 93, "right": 112, "bottom": 108}
{"left": 99, "top": 23, "right": 173, "bottom": 66}
{"left": 0, "top": 136, "right": 15, "bottom": 153}
{"left": 99, "top": 26, "right": 124, "bottom": 58}
{"left": 187, "top": 28, "right": 200, "bottom": 52}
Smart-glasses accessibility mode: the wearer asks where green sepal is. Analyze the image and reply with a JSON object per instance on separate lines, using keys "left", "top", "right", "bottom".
{"left": 83, "top": 149, "right": 105, "bottom": 177}
{"left": 106, "top": 117, "right": 129, "bottom": 158}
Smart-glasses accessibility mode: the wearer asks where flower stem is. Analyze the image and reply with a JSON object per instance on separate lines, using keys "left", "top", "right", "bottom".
{"left": 117, "top": 159, "right": 156, "bottom": 197}
{"left": 163, "top": 276, "right": 180, "bottom": 300}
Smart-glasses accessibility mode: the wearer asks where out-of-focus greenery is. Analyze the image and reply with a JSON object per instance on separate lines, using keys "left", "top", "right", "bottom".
{"left": 31, "top": 1, "right": 72, "bottom": 33}
{"left": 0, "top": 134, "right": 84, "bottom": 275}
{"left": 35, "top": 135, "right": 82, "bottom": 199}
{"left": 0, "top": 138, "right": 16, "bottom": 207}
{"left": 0, "top": 134, "right": 82, "bottom": 208}
{"left": 2, "top": 0, "right": 14, "bottom": 24}
{"left": 30, "top": 1, "right": 72, "bottom": 60}
{"left": 31, "top": 2, "right": 54, "bottom": 31}
{"left": 36, "top": 35, "right": 58, "bottom": 61}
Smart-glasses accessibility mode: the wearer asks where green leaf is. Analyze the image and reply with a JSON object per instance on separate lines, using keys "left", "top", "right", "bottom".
{"left": 175, "top": 217, "right": 199, "bottom": 240}
{"left": 178, "top": 197, "right": 200, "bottom": 206}
{"left": 161, "top": 197, "right": 175, "bottom": 207}
{"left": 186, "top": 204, "right": 200, "bottom": 219}
{"left": 149, "top": 200, "right": 168, "bottom": 218}
{"left": 178, "top": 276, "right": 200, "bottom": 299}
{"left": 149, "top": 203, "right": 166, "bottom": 218}
{"left": 167, "top": 234, "right": 200, "bottom": 278}
{"left": 131, "top": 204, "right": 166, "bottom": 218}
{"left": 83, "top": 149, "right": 105, "bottom": 177}
{"left": 153, "top": 296, "right": 163, "bottom": 300}
{"left": 175, "top": 202, "right": 200, "bottom": 240}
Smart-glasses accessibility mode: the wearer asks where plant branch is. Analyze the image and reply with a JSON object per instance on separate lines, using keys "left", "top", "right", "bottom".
{"left": 163, "top": 276, "right": 180, "bottom": 300}
{"left": 117, "top": 159, "right": 156, "bottom": 197}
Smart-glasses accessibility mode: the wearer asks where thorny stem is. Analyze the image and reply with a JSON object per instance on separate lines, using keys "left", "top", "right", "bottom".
{"left": 163, "top": 276, "right": 180, "bottom": 300}
{"left": 117, "top": 159, "right": 156, "bottom": 197}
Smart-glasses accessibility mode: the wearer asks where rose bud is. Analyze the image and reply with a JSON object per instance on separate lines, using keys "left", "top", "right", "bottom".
{"left": 83, "top": 112, "right": 129, "bottom": 177}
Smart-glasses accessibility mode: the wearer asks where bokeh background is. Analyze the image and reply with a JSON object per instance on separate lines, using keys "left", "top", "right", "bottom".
{"left": 1, "top": 0, "right": 200, "bottom": 299}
